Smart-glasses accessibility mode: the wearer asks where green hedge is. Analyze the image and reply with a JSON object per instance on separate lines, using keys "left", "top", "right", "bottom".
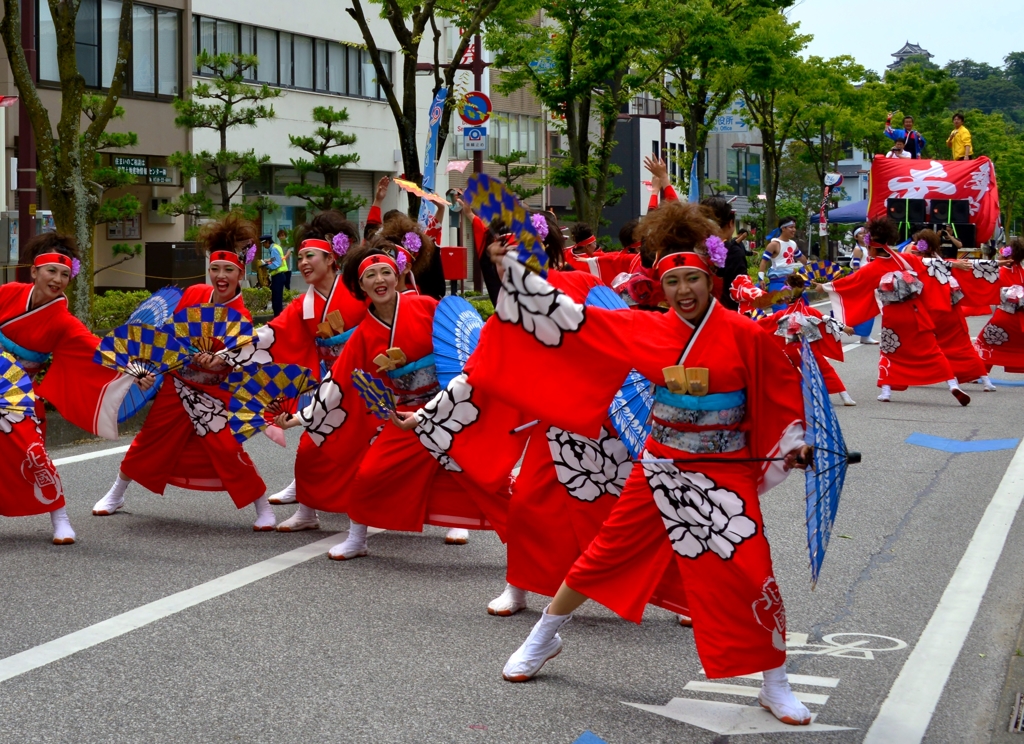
{"left": 93, "top": 290, "right": 152, "bottom": 330}
{"left": 242, "top": 287, "right": 271, "bottom": 316}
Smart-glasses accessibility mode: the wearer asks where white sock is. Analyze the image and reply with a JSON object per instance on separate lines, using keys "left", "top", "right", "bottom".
{"left": 252, "top": 494, "right": 275, "bottom": 528}
{"left": 50, "top": 507, "right": 75, "bottom": 542}
{"left": 878, "top": 384, "right": 891, "bottom": 399}
{"left": 294, "top": 503, "right": 317, "bottom": 522}
{"left": 535, "top": 605, "right": 572, "bottom": 645}
{"left": 947, "top": 379, "right": 960, "bottom": 390}
{"left": 760, "top": 663, "right": 811, "bottom": 723}
{"left": 344, "top": 521, "right": 368, "bottom": 550}
{"left": 109, "top": 476, "right": 130, "bottom": 499}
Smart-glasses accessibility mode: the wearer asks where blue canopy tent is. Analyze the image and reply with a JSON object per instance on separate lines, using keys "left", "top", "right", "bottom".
{"left": 814, "top": 199, "right": 868, "bottom": 224}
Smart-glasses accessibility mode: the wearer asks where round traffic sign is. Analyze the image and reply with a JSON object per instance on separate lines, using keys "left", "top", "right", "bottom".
{"left": 459, "top": 91, "right": 491, "bottom": 125}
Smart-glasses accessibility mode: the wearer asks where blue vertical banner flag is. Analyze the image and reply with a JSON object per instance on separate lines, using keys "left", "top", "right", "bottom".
{"left": 418, "top": 87, "right": 448, "bottom": 226}
{"left": 687, "top": 153, "right": 700, "bottom": 203}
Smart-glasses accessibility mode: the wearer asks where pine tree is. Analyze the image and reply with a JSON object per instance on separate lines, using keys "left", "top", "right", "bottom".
{"left": 286, "top": 106, "right": 365, "bottom": 214}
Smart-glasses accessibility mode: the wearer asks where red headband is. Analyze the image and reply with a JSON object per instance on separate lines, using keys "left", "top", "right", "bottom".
{"left": 575, "top": 235, "right": 597, "bottom": 249}
{"left": 34, "top": 252, "right": 73, "bottom": 271}
{"left": 358, "top": 254, "right": 399, "bottom": 278}
{"left": 300, "top": 238, "right": 332, "bottom": 254}
{"left": 209, "top": 250, "right": 244, "bottom": 269}
{"left": 655, "top": 251, "right": 711, "bottom": 280}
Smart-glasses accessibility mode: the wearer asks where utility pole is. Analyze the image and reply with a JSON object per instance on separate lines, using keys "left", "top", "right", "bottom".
{"left": 470, "top": 33, "right": 484, "bottom": 292}
{"left": 17, "top": 0, "right": 37, "bottom": 281}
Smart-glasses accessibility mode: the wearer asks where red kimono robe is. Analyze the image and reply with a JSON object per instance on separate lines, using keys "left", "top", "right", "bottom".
{"left": 972, "top": 263, "right": 1024, "bottom": 373}
{"left": 757, "top": 299, "right": 847, "bottom": 394}
{"left": 293, "top": 292, "right": 509, "bottom": 535}
{"left": 565, "top": 250, "right": 635, "bottom": 285}
{"left": 916, "top": 257, "right": 987, "bottom": 382}
{"left": 438, "top": 258, "right": 805, "bottom": 678}
{"left": 119, "top": 285, "right": 265, "bottom": 508}
{"left": 0, "top": 284, "right": 134, "bottom": 517}
{"left": 823, "top": 248, "right": 955, "bottom": 389}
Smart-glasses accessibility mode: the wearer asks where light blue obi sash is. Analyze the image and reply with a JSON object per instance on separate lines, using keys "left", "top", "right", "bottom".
{"left": 0, "top": 328, "right": 51, "bottom": 372}
{"left": 315, "top": 326, "right": 356, "bottom": 362}
{"left": 651, "top": 387, "right": 747, "bottom": 454}
{"left": 386, "top": 353, "right": 440, "bottom": 407}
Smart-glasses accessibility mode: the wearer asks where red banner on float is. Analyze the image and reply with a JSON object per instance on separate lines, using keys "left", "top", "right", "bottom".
{"left": 868, "top": 155, "right": 1000, "bottom": 243}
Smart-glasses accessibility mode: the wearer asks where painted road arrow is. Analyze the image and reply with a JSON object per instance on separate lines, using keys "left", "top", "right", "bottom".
{"left": 906, "top": 433, "right": 1020, "bottom": 453}
{"left": 623, "top": 698, "right": 855, "bottom": 735}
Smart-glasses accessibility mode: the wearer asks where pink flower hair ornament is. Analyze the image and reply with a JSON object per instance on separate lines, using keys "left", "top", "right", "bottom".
{"left": 402, "top": 232, "right": 422, "bottom": 254}
{"left": 705, "top": 235, "right": 727, "bottom": 268}
{"left": 332, "top": 233, "right": 350, "bottom": 257}
{"left": 531, "top": 213, "right": 550, "bottom": 240}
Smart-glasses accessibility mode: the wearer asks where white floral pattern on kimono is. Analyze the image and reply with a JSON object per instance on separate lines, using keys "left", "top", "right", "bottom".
{"left": 497, "top": 255, "right": 586, "bottom": 347}
{"left": 172, "top": 378, "right": 228, "bottom": 436}
{"left": 547, "top": 426, "right": 631, "bottom": 502}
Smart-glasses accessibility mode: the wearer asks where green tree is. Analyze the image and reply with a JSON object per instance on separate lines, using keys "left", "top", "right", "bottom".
{"left": 285, "top": 106, "right": 365, "bottom": 215}
{"left": 491, "top": 0, "right": 665, "bottom": 229}
{"left": 163, "top": 52, "right": 281, "bottom": 220}
{"left": 944, "top": 58, "right": 1024, "bottom": 127}
{"left": 492, "top": 150, "right": 543, "bottom": 202}
{"left": 652, "top": 0, "right": 789, "bottom": 200}
{"left": 735, "top": 11, "right": 811, "bottom": 228}
{"left": 0, "top": 0, "right": 137, "bottom": 321}
{"left": 878, "top": 61, "right": 959, "bottom": 156}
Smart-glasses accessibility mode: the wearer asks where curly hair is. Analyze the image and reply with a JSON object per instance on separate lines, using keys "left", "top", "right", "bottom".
{"left": 196, "top": 212, "right": 258, "bottom": 257}
{"left": 569, "top": 222, "right": 594, "bottom": 246}
{"left": 342, "top": 243, "right": 395, "bottom": 300}
{"left": 640, "top": 201, "right": 718, "bottom": 267}
{"left": 295, "top": 211, "right": 359, "bottom": 269}
{"left": 1008, "top": 237, "right": 1024, "bottom": 264}
{"left": 913, "top": 228, "right": 942, "bottom": 256}
{"left": 867, "top": 216, "right": 899, "bottom": 246}
{"left": 379, "top": 212, "right": 435, "bottom": 275}
{"left": 25, "top": 232, "right": 79, "bottom": 260}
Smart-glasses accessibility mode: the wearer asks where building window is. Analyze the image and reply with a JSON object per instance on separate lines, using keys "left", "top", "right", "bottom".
{"left": 327, "top": 42, "right": 345, "bottom": 94}
{"left": 256, "top": 27, "right": 278, "bottom": 84}
{"left": 452, "top": 114, "right": 544, "bottom": 163}
{"left": 294, "top": 36, "right": 313, "bottom": 89}
{"left": 726, "top": 148, "right": 761, "bottom": 197}
{"left": 38, "top": 0, "right": 179, "bottom": 97}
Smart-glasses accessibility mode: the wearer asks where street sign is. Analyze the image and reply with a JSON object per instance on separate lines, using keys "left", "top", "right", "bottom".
{"left": 460, "top": 91, "right": 491, "bottom": 126}
{"left": 464, "top": 126, "right": 487, "bottom": 151}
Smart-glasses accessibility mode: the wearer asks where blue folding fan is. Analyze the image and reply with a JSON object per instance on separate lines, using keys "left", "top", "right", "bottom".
{"left": 432, "top": 296, "right": 485, "bottom": 387}
{"left": 584, "top": 286, "right": 654, "bottom": 459}
{"left": 0, "top": 351, "right": 38, "bottom": 415}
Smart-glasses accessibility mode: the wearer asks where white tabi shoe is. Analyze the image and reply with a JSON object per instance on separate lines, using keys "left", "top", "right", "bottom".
{"left": 488, "top": 584, "right": 528, "bottom": 616}
{"left": 252, "top": 495, "right": 276, "bottom": 531}
{"left": 678, "top": 614, "right": 693, "bottom": 627}
{"left": 445, "top": 528, "right": 469, "bottom": 545}
{"left": 502, "top": 607, "right": 571, "bottom": 682}
{"left": 838, "top": 391, "right": 857, "bottom": 406}
{"left": 50, "top": 507, "right": 76, "bottom": 545}
{"left": 759, "top": 665, "right": 811, "bottom": 725}
{"left": 328, "top": 521, "right": 368, "bottom": 561}
{"left": 978, "top": 376, "right": 997, "bottom": 392}
{"left": 877, "top": 384, "right": 891, "bottom": 403}
{"left": 93, "top": 477, "right": 129, "bottom": 516}
{"left": 268, "top": 480, "right": 297, "bottom": 505}
{"left": 276, "top": 504, "right": 319, "bottom": 532}
{"left": 859, "top": 336, "right": 879, "bottom": 344}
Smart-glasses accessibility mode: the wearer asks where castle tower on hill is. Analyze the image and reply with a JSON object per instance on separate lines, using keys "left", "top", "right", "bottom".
{"left": 888, "top": 42, "right": 934, "bottom": 70}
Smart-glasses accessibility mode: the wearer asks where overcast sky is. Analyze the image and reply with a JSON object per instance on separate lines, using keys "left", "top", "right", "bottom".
{"left": 787, "top": 0, "right": 1024, "bottom": 76}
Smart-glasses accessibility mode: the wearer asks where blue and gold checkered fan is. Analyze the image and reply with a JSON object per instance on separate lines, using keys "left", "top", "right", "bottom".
{"left": 464, "top": 173, "right": 547, "bottom": 276}
{"left": 352, "top": 369, "right": 397, "bottom": 420}
{"left": 225, "top": 364, "right": 315, "bottom": 443}
{"left": 167, "top": 304, "right": 254, "bottom": 356}
{"left": 802, "top": 260, "right": 844, "bottom": 284}
{"left": 94, "top": 323, "right": 190, "bottom": 379}
{"left": 0, "top": 352, "right": 37, "bottom": 415}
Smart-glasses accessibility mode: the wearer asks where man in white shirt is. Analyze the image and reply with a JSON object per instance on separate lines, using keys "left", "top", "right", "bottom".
{"left": 885, "top": 140, "right": 912, "bottom": 159}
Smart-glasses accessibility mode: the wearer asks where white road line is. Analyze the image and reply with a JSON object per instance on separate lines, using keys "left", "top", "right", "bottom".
{"left": 53, "top": 444, "right": 131, "bottom": 466}
{"left": 683, "top": 681, "right": 830, "bottom": 705}
{"left": 711, "top": 671, "right": 840, "bottom": 688}
{"left": 811, "top": 300, "right": 831, "bottom": 309}
{"left": 0, "top": 532, "right": 346, "bottom": 684}
{"left": 864, "top": 438, "right": 1024, "bottom": 743}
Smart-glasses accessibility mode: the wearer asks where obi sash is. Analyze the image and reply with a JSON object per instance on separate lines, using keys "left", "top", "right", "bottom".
{"left": 386, "top": 353, "right": 441, "bottom": 408}
{"left": 650, "top": 387, "right": 747, "bottom": 454}
{"left": 0, "top": 328, "right": 51, "bottom": 374}
{"left": 315, "top": 326, "right": 356, "bottom": 363}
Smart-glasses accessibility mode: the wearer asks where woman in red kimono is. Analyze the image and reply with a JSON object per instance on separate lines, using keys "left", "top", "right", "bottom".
{"left": 398, "top": 202, "right": 816, "bottom": 725}
{"left": 93, "top": 215, "right": 274, "bottom": 530}
{"left": 910, "top": 230, "right": 994, "bottom": 390}
{"left": 969, "top": 239, "right": 1024, "bottom": 373}
{"left": 230, "top": 212, "right": 367, "bottom": 514}
{"left": 276, "top": 242, "right": 509, "bottom": 558}
{"left": 816, "top": 217, "right": 970, "bottom": 405}
{"left": 0, "top": 233, "right": 137, "bottom": 544}
{"left": 756, "top": 274, "right": 857, "bottom": 405}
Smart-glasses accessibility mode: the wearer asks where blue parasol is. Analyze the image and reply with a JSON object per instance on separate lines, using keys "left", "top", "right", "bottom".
{"left": 432, "top": 296, "right": 485, "bottom": 387}
{"left": 801, "top": 337, "right": 860, "bottom": 588}
{"left": 584, "top": 286, "right": 654, "bottom": 459}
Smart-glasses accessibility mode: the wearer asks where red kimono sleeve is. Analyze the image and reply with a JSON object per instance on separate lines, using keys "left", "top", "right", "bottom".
{"left": 822, "top": 260, "right": 886, "bottom": 326}
{"left": 951, "top": 260, "right": 1005, "bottom": 306}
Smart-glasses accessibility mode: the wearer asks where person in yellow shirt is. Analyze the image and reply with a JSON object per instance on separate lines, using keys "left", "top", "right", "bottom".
{"left": 946, "top": 112, "right": 972, "bottom": 161}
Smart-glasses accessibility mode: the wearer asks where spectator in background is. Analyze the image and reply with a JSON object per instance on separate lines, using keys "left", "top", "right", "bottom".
{"left": 261, "top": 234, "right": 290, "bottom": 317}
{"left": 947, "top": 112, "right": 973, "bottom": 160}
{"left": 700, "top": 196, "right": 745, "bottom": 311}
{"left": 885, "top": 114, "right": 927, "bottom": 159}
{"left": 885, "top": 140, "right": 912, "bottom": 159}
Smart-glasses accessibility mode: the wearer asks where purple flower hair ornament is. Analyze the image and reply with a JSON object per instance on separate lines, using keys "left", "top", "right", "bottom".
{"left": 245, "top": 243, "right": 258, "bottom": 264}
{"left": 402, "top": 232, "right": 422, "bottom": 254}
{"left": 705, "top": 235, "right": 727, "bottom": 268}
{"left": 395, "top": 251, "right": 409, "bottom": 274}
{"left": 332, "top": 233, "right": 350, "bottom": 257}
{"left": 916, "top": 239, "right": 929, "bottom": 253}
{"left": 71, "top": 258, "right": 81, "bottom": 279}
{"left": 531, "top": 213, "right": 549, "bottom": 240}
{"left": 1001, "top": 245, "right": 1013, "bottom": 257}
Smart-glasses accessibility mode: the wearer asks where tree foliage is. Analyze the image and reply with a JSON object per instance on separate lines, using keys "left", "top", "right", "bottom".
{"left": 492, "top": 150, "right": 543, "bottom": 202}
{"left": 163, "top": 52, "right": 281, "bottom": 219}
{"left": 286, "top": 106, "right": 365, "bottom": 215}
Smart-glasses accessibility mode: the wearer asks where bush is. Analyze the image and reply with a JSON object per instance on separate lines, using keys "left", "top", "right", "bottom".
{"left": 93, "top": 290, "right": 152, "bottom": 330}
{"left": 467, "top": 296, "right": 494, "bottom": 320}
{"left": 283, "top": 288, "right": 302, "bottom": 304}
{"left": 243, "top": 287, "right": 271, "bottom": 316}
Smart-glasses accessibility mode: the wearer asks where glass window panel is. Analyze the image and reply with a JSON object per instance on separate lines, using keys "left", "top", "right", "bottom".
{"left": 38, "top": 1, "right": 59, "bottom": 81}
{"left": 199, "top": 17, "right": 215, "bottom": 61}
{"left": 293, "top": 35, "right": 312, "bottom": 89}
{"left": 361, "top": 50, "right": 375, "bottom": 98}
{"left": 528, "top": 118, "right": 538, "bottom": 163}
{"left": 379, "top": 52, "right": 390, "bottom": 98}
{"left": 256, "top": 28, "right": 277, "bottom": 84}
{"left": 279, "top": 32, "right": 292, "bottom": 86}
{"left": 131, "top": 5, "right": 155, "bottom": 93}
{"left": 499, "top": 117, "right": 509, "bottom": 158}
{"left": 157, "top": 10, "right": 178, "bottom": 95}
{"left": 347, "top": 47, "right": 360, "bottom": 95}
{"left": 509, "top": 116, "right": 519, "bottom": 157}
{"left": 273, "top": 167, "right": 301, "bottom": 196}
{"left": 240, "top": 24, "right": 255, "bottom": 80}
{"left": 315, "top": 40, "right": 327, "bottom": 91}
{"left": 327, "top": 42, "right": 344, "bottom": 94}
{"left": 101, "top": 0, "right": 121, "bottom": 88}
{"left": 76, "top": 0, "right": 100, "bottom": 87}
{"left": 216, "top": 20, "right": 237, "bottom": 56}
{"left": 746, "top": 152, "right": 761, "bottom": 192}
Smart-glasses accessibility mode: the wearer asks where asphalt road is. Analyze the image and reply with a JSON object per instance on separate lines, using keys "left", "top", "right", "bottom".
{"left": 2, "top": 312, "right": 1024, "bottom": 744}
